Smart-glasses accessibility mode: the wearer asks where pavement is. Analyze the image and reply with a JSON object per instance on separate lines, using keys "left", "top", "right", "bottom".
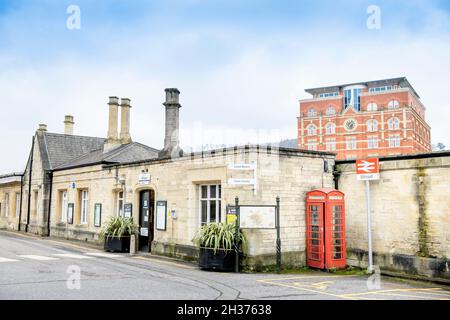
{"left": 1, "top": 230, "right": 449, "bottom": 300}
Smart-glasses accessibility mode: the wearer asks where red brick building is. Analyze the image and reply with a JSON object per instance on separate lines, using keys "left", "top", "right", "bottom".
{"left": 297, "top": 77, "right": 431, "bottom": 160}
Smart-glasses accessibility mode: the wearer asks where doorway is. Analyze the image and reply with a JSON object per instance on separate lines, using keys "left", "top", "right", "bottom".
{"left": 138, "top": 190, "right": 155, "bottom": 252}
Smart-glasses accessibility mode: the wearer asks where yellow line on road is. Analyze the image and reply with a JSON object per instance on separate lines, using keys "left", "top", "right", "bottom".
{"left": 342, "top": 287, "right": 445, "bottom": 298}
{"left": 371, "top": 291, "right": 450, "bottom": 300}
{"left": 132, "top": 256, "right": 196, "bottom": 270}
{"left": 257, "top": 274, "right": 360, "bottom": 283}
{"left": 260, "top": 280, "right": 355, "bottom": 300}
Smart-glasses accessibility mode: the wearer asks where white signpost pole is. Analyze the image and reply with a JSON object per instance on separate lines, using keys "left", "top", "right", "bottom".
{"left": 356, "top": 158, "right": 379, "bottom": 274}
{"left": 365, "top": 180, "right": 373, "bottom": 273}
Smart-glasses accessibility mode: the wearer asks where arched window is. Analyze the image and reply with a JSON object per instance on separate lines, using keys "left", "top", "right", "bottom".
{"left": 307, "top": 124, "right": 317, "bottom": 136}
{"left": 388, "top": 117, "right": 400, "bottom": 130}
{"left": 388, "top": 100, "right": 399, "bottom": 110}
{"left": 308, "top": 108, "right": 317, "bottom": 117}
{"left": 325, "top": 122, "right": 336, "bottom": 135}
{"left": 367, "top": 102, "right": 378, "bottom": 111}
{"left": 326, "top": 106, "right": 336, "bottom": 116}
{"left": 367, "top": 119, "right": 378, "bottom": 132}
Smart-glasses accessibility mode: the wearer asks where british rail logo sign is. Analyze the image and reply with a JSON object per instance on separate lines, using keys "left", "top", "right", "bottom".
{"left": 356, "top": 158, "right": 380, "bottom": 181}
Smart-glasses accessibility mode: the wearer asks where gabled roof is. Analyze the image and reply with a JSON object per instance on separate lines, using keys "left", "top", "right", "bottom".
{"left": 36, "top": 132, "right": 160, "bottom": 171}
{"left": 37, "top": 132, "right": 105, "bottom": 171}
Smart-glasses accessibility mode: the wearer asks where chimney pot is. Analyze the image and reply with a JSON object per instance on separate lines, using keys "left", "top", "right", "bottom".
{"left": 64, "top": 115, "right": 74, "bottom": 135}
{"left": 38, "top": 124, "right": 47, "bottom": 132}
{"left": 165, "top": 88, "right": 180, "bottom": 104}
{"left": 109, "top": 96, "right": 119, "bottom": 104}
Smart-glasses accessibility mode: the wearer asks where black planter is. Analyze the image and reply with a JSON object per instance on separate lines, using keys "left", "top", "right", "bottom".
{"left": 199, "top": 247, "right": 236, "bottom": 272}
{"left": 104, "top": 236, "right": 130, "bottom": 253}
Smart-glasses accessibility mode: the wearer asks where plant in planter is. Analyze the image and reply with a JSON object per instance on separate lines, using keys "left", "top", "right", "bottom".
{"left": 100, "top": 216, "right": 139, "bottom": 253}
{"left": 193, "top": 222, "right": 246, "bottom": 272}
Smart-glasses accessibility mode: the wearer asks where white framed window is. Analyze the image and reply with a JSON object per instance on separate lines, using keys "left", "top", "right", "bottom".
{"left": 199, "top": 185, "right": 222, "bottom": 226}
{"left": 388, "top": 135, "right": 401, "bottom": 147}
{"left": 326, "top": 106, "right": 336, "bottom": 116}
{"left": 367, "top": 119, "right": 378, "bottom": 132}
{"left": 325, "top": 123, "right": 336, "bottom": 135}
{"left": 367, "top": 136, "right": 379, "bottom": 149}
{"left": 307, "top": 124, "right": 317, "bottom": 136}
{"left": 319, "top": 92, "right": 339, "bottom": 98}
{"left": 117, "top": 191, "right": 124, "bottom": 217}
{"left": 15, "top": 193, "right": 20, "bottom": 218}
{"left": 326, "top": 138, "right": 336, "bottom": 151}
{"left": 307, "top": 140, "right": 317, "bottom": 151}
{"left": 80, "top": 190, "right": 89, "bottom": 225}
{"left": 369, "top": 86, "right": 393, "bottom": 93}
{"left": 388, "top": 100, "right": 399, "bottom": 110}
{"left": 346, "top": 137, "right": 357, "bottom": 150}
{"left": 61, "top": 191, "right": 68, "bottom": 222}
{"left": 388, "top": 117, "right": 400, "bottom": 130}
{"left": 367, "top": 102, "right": 378, "bottom": 111}
{"left": 308, "top": 109, "right": 317, "bottom": 117}
{"left": 5, "top": 193, "right": 9, "bottom": 217}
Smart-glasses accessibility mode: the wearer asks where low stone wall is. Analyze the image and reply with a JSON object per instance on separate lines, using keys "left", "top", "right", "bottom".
{"left": 336, "top": 152, "right": 450, "bottom": 282}
{"left": 151, "top": 240, "right": 306, "bottom": 271}
{"left": 348, "top": 249, "right": 450, "bottom": 284}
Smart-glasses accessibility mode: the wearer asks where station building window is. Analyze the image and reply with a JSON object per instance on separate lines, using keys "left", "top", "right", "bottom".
{"left": 60, "top": 191, "right": 68, "bottom": 222}
{"left": 117, "top": 191, "right": 124, "bottom": 217}
{"left": 199, "top": 185, "right": 222, "bottom": 226}
{"left": 80, "top": 190, "right": 89, "bottom": 225}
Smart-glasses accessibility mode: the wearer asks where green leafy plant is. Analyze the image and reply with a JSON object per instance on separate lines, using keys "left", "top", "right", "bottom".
{"left": 193, "top": 222, "right": 246, "bottom": 255}
{"left": 100, "top": 216, "right": 139, "bottom": 240}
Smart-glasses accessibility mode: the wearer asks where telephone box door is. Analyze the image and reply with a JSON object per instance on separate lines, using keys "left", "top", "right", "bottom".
{"left": 306, "top": 202, "right": 325, "bottom": 269}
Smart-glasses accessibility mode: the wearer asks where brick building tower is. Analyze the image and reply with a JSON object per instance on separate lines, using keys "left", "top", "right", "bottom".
{"left": 297, "top": 77, "right": 431, "bottom": 160}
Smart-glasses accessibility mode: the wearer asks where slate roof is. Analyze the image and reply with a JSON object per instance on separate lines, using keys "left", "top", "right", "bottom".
{"left": 36, "top": 132, "right": 159, "bottom": 171}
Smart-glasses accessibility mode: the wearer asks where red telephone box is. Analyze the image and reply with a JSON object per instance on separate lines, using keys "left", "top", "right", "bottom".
{"left": 306, "top": 188, "right": 346, "bottom": 270}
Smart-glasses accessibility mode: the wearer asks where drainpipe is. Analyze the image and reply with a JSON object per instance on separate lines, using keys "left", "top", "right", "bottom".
{"left": 46, "top": 171, "right": 53, "bottom": 237}
{"left": 18, "top": 174, "right": 24, "bottom": 231}
{"left": 25, "top": 135, "right": 35, "bottom": 233}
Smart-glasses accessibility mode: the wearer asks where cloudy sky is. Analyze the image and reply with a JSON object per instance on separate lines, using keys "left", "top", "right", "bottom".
{"left": 0, "top": 0, "right": 449, "bottom": 173}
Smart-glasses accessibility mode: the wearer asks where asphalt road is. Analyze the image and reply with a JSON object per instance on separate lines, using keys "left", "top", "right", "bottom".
{"left": 1, "top": 231, "right": 449, "bottom": 300}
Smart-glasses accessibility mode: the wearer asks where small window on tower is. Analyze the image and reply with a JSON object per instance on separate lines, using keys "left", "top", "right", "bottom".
{"left": 308, "top": 109, "right": 317, "bottom": 117}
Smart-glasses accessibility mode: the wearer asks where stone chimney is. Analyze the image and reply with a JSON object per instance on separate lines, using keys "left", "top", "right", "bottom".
{"left": 37, "top": 124, "right": 47, "bottom": 133}
{"left": 119, "top": 98, "right": 132, "bottom": 144}
{"left": 104, "top": 96, "right": 121, "bottom": 152}
{"left": 159, "top": 88, "right": 183, "bottom": 158}
{"left": 64, "top": 115, "right": 74, "bottom": 135}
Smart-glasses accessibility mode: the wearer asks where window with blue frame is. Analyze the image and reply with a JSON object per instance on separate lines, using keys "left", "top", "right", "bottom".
{"left": 344, "top": 89, "right": 362, "bottom": 111}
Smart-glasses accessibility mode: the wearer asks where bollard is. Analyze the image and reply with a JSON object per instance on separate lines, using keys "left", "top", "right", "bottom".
{"left": 130, "top": 235, "right": 136, "bottom": 255}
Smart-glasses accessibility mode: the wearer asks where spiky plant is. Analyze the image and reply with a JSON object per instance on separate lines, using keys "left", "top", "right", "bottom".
{"left": 193, "top": 222, "right": 246, "bottom": 255}
{"left": 100, "top": 216, "right": 139, "bottom": 240}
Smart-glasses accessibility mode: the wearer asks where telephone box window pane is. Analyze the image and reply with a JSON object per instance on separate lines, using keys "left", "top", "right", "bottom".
{"left": 333, "top": 252, "right": 342, "bottom": 259}
{"left": 310, "top": 206, "right": 319, "bottom": 225}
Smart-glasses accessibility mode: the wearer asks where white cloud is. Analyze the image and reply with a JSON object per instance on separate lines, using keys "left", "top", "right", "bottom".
{"left": 1, "top": 2, "right": 450, "bottom": 173}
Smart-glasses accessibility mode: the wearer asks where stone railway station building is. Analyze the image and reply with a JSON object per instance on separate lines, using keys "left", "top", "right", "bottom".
{"left": 0, "top": 85, "right": 449, "bottom": 282}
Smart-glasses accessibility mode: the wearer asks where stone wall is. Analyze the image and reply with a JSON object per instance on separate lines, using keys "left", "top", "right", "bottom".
{"left": 20, "top": 134, "right": 48, "bottom": 235}
{"left": 336, "top": 153, "right": 450, "bottom": 282}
